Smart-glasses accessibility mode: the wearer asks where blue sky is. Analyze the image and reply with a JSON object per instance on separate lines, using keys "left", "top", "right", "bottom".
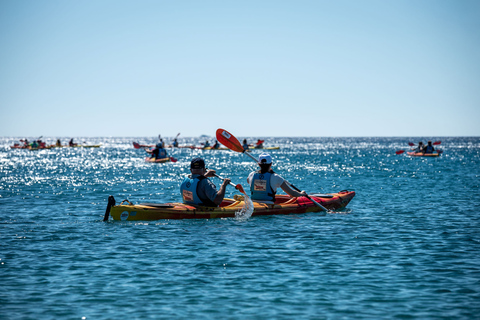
{"left": 1, "top": 0, "right": 479, "bottom": 137}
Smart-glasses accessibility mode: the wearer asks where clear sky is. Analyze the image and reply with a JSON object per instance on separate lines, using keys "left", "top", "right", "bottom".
{"left": 1, "top": 0, "right": 479, "bottom": 137}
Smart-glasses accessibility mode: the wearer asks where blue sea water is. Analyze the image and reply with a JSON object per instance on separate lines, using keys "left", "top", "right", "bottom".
{"left": 1, "top": 136, "right": 479, "bottom": 320}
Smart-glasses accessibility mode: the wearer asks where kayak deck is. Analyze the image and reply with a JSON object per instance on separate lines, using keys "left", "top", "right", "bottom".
{"left": 407, "top": 151, "right": 441, "bottom": 157}
{"left": 107, "top": 190, "right": 355, "bottom": 221}
{"left": 145, "top": 157, "right": 175, "bottom": 163}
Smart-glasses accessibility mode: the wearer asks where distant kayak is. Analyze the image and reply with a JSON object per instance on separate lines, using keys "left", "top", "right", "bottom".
{"left": 407, "top": 151, "right": 442, "bottom": 157}
{"left": 51, "top": 145, "right": 101, "bottom": 148}
{"left": 106, "top": 190, "right": 355, "bottom": 221}
{"left": 249, "top": 146, "right": 280, "bottom": 150}
{"left": 145, "top": 157, "right": 178, "bottom": 163}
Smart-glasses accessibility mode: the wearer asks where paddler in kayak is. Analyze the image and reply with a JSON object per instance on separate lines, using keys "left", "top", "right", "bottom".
{"left": 247, "top": 153, "right": 307, "bottom": 202}
{"left": 203, "top": 140, "right": 211, "bottom": 148}
{"left": 180, "top": 157, "right": 231, "bottom": 207}
{"left": 242, "top": 139, "right": 249, "bottom": 151}
{"left": 255, "top": 139, "right": 264, "bottom": 148}
{"left": 147, "top": 143, "right": 168, "bottom": 159}
{"left": 69, "top": 138, "right": 77, "bottom": 147}
{"left": 412, "top": 141, "right": 424, "bottom": 153}
{"left": 56, "top": 139, "right": 62, "bottom": 147}
{"left": 423, "top": 141, "right": 435, "bottom": 154}
{"left": 212, "top": 140, "right": 220, "bottom": 149}
{"left": 172, "top": 138, "right": 179, "bottom": 147}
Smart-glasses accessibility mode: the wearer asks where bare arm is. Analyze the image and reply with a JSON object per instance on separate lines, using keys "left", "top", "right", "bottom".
{"left": 213, "top": 179, "right": 231, "bottom": 205}
{"left": 280, "top": 181, "right": 307, "bottom": 198}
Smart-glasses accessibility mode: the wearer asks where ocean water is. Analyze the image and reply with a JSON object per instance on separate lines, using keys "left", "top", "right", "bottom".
{"left": 1, "top": 136, "right": 479, "bottom": 319}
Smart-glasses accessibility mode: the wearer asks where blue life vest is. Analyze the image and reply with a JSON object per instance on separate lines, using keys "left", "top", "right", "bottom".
{"left": 173, "top": 141, "right": 178, "bottom": 147}
{"left": 180, "top": 175, "right": 216, "bottom": 206}
{"left": 153, "top": 148, "right": 167, "bottom": 159}
{"left": 425, "top": 145, "right": 434, "bottom": 153}
{"left": 250, "top": 171, "right": 276, "bottom": 201}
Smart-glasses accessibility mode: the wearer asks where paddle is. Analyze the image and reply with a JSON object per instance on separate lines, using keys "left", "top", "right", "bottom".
{"left": 213, "top": 173, "right": 246, "bottom": 195}
{"left": 396, "top": 150, "right": 405, "bottom": 155}
{"left": 215, "top": 128, "right": 328, "bottom": 211}
{"left": 433, "top": 141, "right": 441, "bottom": 145}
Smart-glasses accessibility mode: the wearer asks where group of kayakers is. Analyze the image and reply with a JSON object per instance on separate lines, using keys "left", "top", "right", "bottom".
{"left": 180, "top": 153, "right": 307, "bottom": 207}
{"left": 242, "top": 139, "right": 264, "bottom": 150}
{"left": 145, "top": 136, "right": 268, "bottom": 160}
{"left": 12, "top": 138, "right": 78, "bottom": 149}
{"left": 412, "top": 141, "right": 436, "bottom": 154}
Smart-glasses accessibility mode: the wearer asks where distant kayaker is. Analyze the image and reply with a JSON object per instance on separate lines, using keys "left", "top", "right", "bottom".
{"left": 247, "top": 153, "right": 307, "bottom": 202}
{"left": 255, "top": 139, "right": 264, "bottom": 148}
{"left": 148, "top": 143, "right": 168, "bottom": 159}
{"left": 424, "top": 141, "right": 435, "bottom": 154}
{"left": 204, "top": 140, "right": 211, "bottom": 148}
{"left": 158, "top": 139, "right": 165, "bottom": 148}
{"left": 212, "top": 140, "right": 220, "bottom": 149}
{"left": 180, "top": 157, "right": 231, "bottom": 207}
{"left": 172, "top": 138, "right": 179, "bottom": 147}
{"left": 69, "top": 139, "right": 77, "bottom": 147}
{"left": 56, "top": 139, "right": 62, "bottom": 147}
{"left": 412, "top": 142, "right": 424, "bottom": 153}
{"left": 242, "top": 139, "right": 249, "bottom": 151}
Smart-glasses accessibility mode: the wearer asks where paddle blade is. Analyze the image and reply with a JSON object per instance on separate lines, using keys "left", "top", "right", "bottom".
{"left": 408, "top": 142, "right": 415, "bottom": 146}
{"left": 396, "top": 150, "right": 405, "bottom": 155}
{"left": 433, "top": 141, "right": 441, "bottom": 145}
{"left": 235, "top": 184, "right": 246, "bottom": 195}
{"left": 216, "top": 128, "right": 244, "bottom": 153}
{"left": 170, "top": 157, "right": 178, "bottom": 163}
{"left": 133, "top": 142, "right": 141, "bottom": 149}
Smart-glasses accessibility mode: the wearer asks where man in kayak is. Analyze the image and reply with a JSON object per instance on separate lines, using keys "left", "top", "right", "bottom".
{"left": 180, "top": 157, "right": 231, "bottom": 207}
{"left": 172, "top": 138, "right": 179, "bottom": 147}
{"left": 255, "top": 139, "right": 264, "bottom": 148}
{"left": 242, "top": 139, "right": 249, "bottom": 151}
{"left": 212, "top": 140, "right": 220, "bottom": 149}
{"left": 247, "top": 153, "right": 307, "bottom": 202}
{"left": 412, "top": 141, "right": 424, "bottom": 153}
{"left": 147, "top": 143, "right": 168, "bottom": 159}
{"left": 423, "top": 141, "right": 435, "bottom": 154}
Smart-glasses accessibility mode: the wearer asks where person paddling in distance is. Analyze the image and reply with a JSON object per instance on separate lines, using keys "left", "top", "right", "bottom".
{"left": 423, "top": 141, "right": 435, "bottom": 154}
{"left": 412, "top": 141, "right": 424, "bottom": 153}
{"left": 180, "top": 157, "right": 231, "bottom": 207}
{"left": 247, "top": 153, "right": 308, "bottom": 203}
{"left": 212, "top": 140, "right": 220, "bottom": 149}
{"left": 242, "top": 139, "right": 249, "bottom": 151}
{"left": 172, "top": 138, "right": 179, "bottom": 148}
{"left": 147, "top": 143, "right": 168, "bottom": 159}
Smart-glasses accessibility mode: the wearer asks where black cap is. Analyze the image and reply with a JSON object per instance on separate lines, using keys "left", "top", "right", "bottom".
{"left": 190, "top": 157, "right": 205, "bottom": 169}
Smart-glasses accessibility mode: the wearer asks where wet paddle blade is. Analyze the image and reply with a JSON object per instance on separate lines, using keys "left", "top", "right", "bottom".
{"left": 235, "top": 184, "right": 246, "bottom": 195}
{"left": 396, "top": 150, "right": 405, "bottom": 155}
{"left": 133, "top": 142, "right": 141, "bottom": 149}
{"left": 408, "top": 142, "right": 415, "bottom": 146}
{"left": 216, "top": 128, "right": 244, "bottom": 153}
{"left": 433, "top": 141, "right": 441, "bottom": 145}
{"left": 170, "top": 157, "right": 178, "bottom": 163}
